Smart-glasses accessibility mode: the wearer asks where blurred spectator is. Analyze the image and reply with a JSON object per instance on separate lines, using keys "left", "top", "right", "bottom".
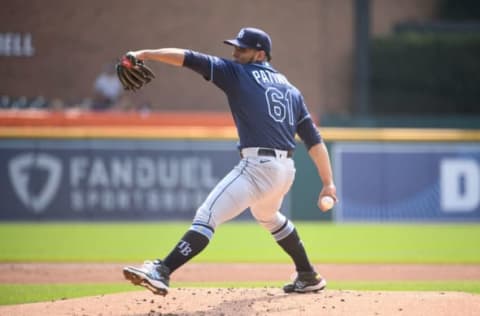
{"left": 114, "top": 94, "right": 134, "bottom": 111}
{"left": 136, "top": 102, "right": 153, "bottom": 115}
{"left": 10, "top": 96, "right": 28, "bottom": 109}
{"left": 29, "top": 96, "right": 48, "bottom": 109}
{"left": 49, "top": 98, "right": 65, "bottom": 111}
{"left": 91, "top": 63, "right": 123, "bottom": 110}
{"left": 0, "top": 95, "right": 10, "bottom": 109}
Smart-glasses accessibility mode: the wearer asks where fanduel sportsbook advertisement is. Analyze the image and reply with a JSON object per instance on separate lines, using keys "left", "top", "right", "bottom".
{"left": 0, "top": 140, "right": 239, "bottom": 220}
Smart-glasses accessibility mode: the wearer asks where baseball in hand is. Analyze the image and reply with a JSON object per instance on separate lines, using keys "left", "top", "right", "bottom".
{"left": 320, "top": 196, "right": 334, "bottom": 211}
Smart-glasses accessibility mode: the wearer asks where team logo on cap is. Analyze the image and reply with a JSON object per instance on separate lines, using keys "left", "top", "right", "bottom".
{"left": 237, "top": 29, "right": 245, "bottom": 39}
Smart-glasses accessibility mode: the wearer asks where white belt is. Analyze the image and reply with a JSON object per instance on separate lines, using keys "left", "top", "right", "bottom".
{"left": 240, "top": 147, "right": 293, "bottom": 159}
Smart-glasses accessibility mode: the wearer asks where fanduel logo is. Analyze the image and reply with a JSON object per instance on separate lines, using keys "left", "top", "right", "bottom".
{"left": 8, "top": 153, "right": 62, "bottom": 213}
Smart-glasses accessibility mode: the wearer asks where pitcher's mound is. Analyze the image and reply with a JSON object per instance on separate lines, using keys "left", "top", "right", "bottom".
{"left": 1, "top": 288, "right": 479, "bottom": 316}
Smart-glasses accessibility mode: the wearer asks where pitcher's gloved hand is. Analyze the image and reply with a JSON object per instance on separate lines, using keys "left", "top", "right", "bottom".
{"left": 116, "top": 53, "right": 155, "bottom": 91}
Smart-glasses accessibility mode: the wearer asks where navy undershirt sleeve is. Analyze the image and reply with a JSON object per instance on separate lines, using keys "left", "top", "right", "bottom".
{"left": 183, "top": 50, "right": 211, "bottom": 80}
{"left": 297, "top": 117, "right": 322, "bottom": 150}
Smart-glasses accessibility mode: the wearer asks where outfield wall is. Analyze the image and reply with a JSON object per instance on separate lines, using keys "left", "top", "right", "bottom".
{"left": 1, "top": 114, "right": 479, "bottom": 222}
{"left": 0, "top": 139, "right": 241, "bottom": 220}
{"left": 332, "top": 143, "right": 480, "bottom": 222}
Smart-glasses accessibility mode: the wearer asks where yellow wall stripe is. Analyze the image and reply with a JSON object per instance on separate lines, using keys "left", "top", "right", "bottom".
{"left": 0, "top": 126, "right": 479, "bottom": 142}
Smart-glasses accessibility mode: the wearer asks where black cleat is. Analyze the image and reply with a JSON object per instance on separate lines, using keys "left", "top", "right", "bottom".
{"left": 283, "top": 271, "right": 327, "bottom": 293}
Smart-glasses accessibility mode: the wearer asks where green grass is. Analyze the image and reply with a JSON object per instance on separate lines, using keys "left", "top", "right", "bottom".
{"left": 1, "top": 222, "right": 479, "bottom": 305}
{"left": 0, "top": 283, "right": 137, "bottom": 305}
{"left": 1, "top": 281, "right": 480, "bottom": 305}
{"left": 0, "top": 222, "right": 479, "bottom": 263}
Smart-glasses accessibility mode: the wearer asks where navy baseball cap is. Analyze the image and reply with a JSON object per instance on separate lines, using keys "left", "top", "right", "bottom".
{"left": 224, "top": 27, "right": 272, "bottom": 60}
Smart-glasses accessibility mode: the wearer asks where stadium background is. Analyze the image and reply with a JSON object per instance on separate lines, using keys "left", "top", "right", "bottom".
{"left": 1, "top": 0, "right": 440, "bottom": 116}
{"left": 1, "top": 0, "right": 479, "bottom": 222}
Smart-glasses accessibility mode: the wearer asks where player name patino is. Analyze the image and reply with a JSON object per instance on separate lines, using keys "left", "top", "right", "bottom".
{"left": 251, "top": 69, "right": 289, "bottom": 85}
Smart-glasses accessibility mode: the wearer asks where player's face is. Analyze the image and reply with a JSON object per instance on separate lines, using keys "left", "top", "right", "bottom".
{"left": 232, "top": 46, "right": 261, "bottom": 64}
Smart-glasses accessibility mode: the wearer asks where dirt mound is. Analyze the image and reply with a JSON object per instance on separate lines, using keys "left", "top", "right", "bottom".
{"left": 1, "top": 263, "right": 480, "bottom": 315}
{"left": 1, "top": 288, "right": 479, "bottom": 316}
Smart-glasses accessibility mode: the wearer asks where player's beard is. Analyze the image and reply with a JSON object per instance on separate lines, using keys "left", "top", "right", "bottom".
{"left": 237, "top": 54, "right": 257, "bottom": 64}
{"left": 234, "top": 51, "right": 257, "bottom": 64}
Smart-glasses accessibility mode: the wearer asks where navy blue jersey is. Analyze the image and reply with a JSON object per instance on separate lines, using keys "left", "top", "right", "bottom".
{"left": 184, "top": 50, "right": 318, "bottom": 150}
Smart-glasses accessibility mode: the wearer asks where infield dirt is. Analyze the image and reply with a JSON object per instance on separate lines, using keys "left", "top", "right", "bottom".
{"left": 1, "top": 263, "right": 479, "bottom": 315}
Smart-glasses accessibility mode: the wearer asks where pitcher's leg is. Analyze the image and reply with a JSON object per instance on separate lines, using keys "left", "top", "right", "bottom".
{"left": 253, "top": 208, "right": 315, "bottom": 273}
{"left": 124, "top": 162, "right": 257, "bottom": 296}
{"left": 164, "top": 161, "right": 256, "bottom": 273}
{"left": 251, "top": 208, "right": 326, "bottom": 293}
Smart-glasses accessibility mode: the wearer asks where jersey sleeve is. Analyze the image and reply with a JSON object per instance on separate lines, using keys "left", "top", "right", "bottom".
{"left": 296, "top": 97, "right": 322, "bottom": 149}
{"left": 183, "top": 50, "right": 238, "bottom": 92}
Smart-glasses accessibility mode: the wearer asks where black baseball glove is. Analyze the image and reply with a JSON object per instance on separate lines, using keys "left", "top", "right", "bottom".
{"left": 116, "top": 53, "right": 155, "bottom": 91}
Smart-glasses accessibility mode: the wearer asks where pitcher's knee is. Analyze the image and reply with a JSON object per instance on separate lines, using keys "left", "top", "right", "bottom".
{"left": 269, "top": 218, "right": 295, "bottom": 241}
{"left": 193, "top": 205, "right": 217, "bottom": 230}
{"left": 254, "top": 212, "right": 295, "bottom": 241}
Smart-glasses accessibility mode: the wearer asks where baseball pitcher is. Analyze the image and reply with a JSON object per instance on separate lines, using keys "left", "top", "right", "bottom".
{"left": 122, "top": 27, "right": 337, "bottom": 295}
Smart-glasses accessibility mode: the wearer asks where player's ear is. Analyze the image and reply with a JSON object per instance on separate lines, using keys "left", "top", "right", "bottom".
{"left": 255, "top": 50, "right": 267, "bottom": 62}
